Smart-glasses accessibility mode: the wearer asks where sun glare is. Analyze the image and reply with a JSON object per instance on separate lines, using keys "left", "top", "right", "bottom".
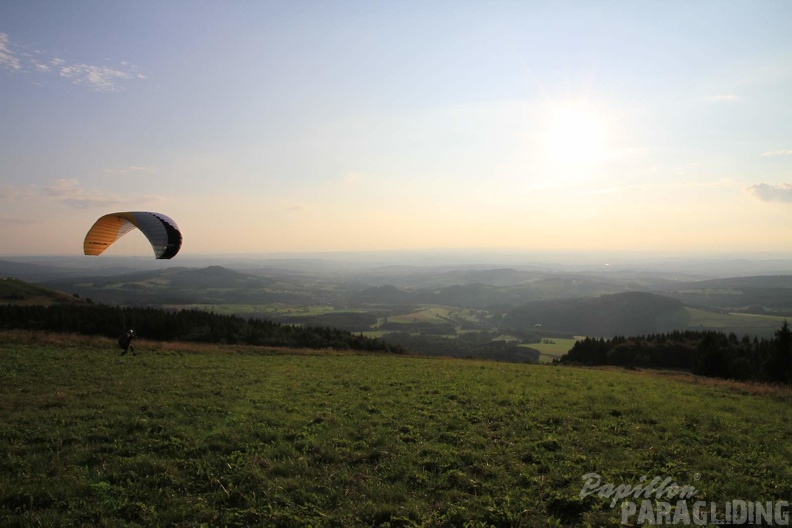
{"left": 540, "top": 99, "right": 612, "bottom": 168}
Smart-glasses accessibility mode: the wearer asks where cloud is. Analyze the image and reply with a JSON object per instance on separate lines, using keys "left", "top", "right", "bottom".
{"left": 2, "top": 179, "right": 166, "bottom": 209}
{"left": 0, "top": 32, "right": 144, "bottom": 91}
{"left": 584, "top": 179, "right": 737, "bottom": 196}
{"left": 0, "top": 216, "right": 33, "bottom": 225}
{"left": 0, "top": 33, "right": 21, "bottom": 70}
{"left": 38, "top": 179, "right": 124, "bottom": 208}
{"left": 746, "top": 183, "right": 792, "bottom": 203}
{"left": 702, "top": 94, "right": 738, "bottom": 103}
{"left": 58, "top": 63, "right": 136, "bottom": 92}
{"left": 102, "top": 166, "right": 157, "bottom": 175}
{"left": 760, "top": 150, "right": 792, "bottom": 157}
{"left": 0, "top": 184, "right": 29, "bottom": 201}
{"left": 31, "top": 60, "right": 50, "bottom": 72}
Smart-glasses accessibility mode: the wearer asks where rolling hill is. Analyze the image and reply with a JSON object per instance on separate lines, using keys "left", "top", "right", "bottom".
{"left": 12, "top": 262, "right": 790, "bottom": 341}
{"left": 40, "top": 266, "right": 295, "bottom": 306}
{"left": 0, "top": 277, "right": 87, "bottom": 306}
{"left": 502, "top": 291, "right": 690, "bottom": 337}
{"left": 662, "top": 275, "right": 792, "bottom": 315}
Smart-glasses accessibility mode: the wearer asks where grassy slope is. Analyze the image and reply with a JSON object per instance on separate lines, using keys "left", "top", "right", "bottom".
{"left": 0, "top": 278, "right": 84, "bottom": 306}
{"left": 2, "top": 331, "right": 791, "bottom": 527}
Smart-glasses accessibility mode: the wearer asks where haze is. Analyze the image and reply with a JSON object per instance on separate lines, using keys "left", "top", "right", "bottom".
{"left": 2, "top": 1, "right": 792, "bottom": 258}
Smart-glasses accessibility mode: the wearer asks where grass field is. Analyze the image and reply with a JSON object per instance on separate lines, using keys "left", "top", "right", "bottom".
{"left": 3, "top": 331, "right": 791, "bottom": 527}
{"left": 525, "top": 338, "right": 580, "bottom": 363}
{"left": 685, "top": 308, "right": 788, "bottom": 338}
{"left": 386, "top": 306, "right": 454, "bottom": 325}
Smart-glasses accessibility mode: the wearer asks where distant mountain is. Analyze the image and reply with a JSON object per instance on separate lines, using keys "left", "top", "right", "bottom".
{"left": 0, "top": 260, "right": 84, "bottom": 282}
{"left": 25, "top": 258, "right": 792, "bottom": 324}
{"left": 158, "top": 266, "right": 271, "bottom": 288}
{"left": 346, "top": 266, "right": 539, "bottom": 289}
{"left": 662, "top": 275, "right": 792, "bottom": 313}
{"left": 351, "top": 277, "right": 633, "bottom": 310}
{"left": 502, "top": 292, "right": 689, "bottom": 337}
{"left": 40, "top": 266, "right": 318, "bottom": 307}
{"left": 0, "top": 258, "right": 172, "bottom": 281}
{"left": 0, "top": 277, "right": 87, "bottom": 306}
{"left": 352, "top": 285, "right": 414, "bottom": 304}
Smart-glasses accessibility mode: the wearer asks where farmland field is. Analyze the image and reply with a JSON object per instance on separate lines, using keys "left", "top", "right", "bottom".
{"left": 526, "top": 338, "right": 580, "bottom": 363}
{"left": 2, "top": 331, "right": 791, "bottom": 526}
{"left": 162, "top": 304, "right": 342, "bottom": 317}
{"left": 685, "top": 307, "right": 788, "bottom": 338}
{"left": 385, "top": 306, "right": 455, "bottom": 325}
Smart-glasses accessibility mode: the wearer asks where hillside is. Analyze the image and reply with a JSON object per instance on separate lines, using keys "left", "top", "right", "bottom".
{"left": 42, "top": 266, "right": 292, "bottom": 306}
{"left": 0, "top": 277, "right": 86, "bottom": 306}
{"left": 663, "top": 275, "right": 792, "bottom": 315}
{"left": 38, "top": 263, "right": 792, "bottom": 317}
{"left": 502, "top": 291, "right": 689, "bottom": 337}
{"left": 24, "top": 264, "right": 792, "bottom": 343}
{"left": 0, "top": 260, "right": 81, "bottom": 282}
{"left": 0, "top": 301, "right": 401, "bottom": 354}
{"left": 43, "top": 266, "right": 636, "bottom": 310}
{"left": 2, "top": 332, "right": 790, "bottom": 527}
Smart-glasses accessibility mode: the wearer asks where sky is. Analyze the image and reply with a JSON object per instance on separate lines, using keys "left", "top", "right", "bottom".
{"left": 1, "top": 1, "right": 792, "bottom": 258}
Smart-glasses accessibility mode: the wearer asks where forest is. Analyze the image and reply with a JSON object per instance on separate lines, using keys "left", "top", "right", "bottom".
{"left": 0, "top": 303, "right": 403, "bottom": 354}
{"left": 557, "top": 322, "right": 792, "bottom": 384}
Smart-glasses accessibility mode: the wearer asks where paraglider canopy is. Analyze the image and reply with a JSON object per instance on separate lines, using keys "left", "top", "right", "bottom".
{"left": 84, "top": 212, "right": 182, "bottom": 259}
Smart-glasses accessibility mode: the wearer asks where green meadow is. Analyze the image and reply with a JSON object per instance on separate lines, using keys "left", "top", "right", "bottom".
{"left": 525, "top": 338, "right": 580, "bottom": 363}
{"left": 2, "top": 331, "right": 792, "bottom": 527}
{"left": 385, "top": 306, "right": 457, "bottom": 325}
{"left": 685, "top": 308, "right": 788, "bottom": 338}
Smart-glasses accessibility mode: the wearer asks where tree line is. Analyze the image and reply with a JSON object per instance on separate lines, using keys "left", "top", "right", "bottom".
{"left": 0, "top": 304, "right": 404, "bottom": 354}
{"left": 556, "top": 322, "right": 792, "bottom": 384}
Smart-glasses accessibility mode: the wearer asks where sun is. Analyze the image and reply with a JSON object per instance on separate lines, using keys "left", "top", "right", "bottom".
{"left": 539, "top": 98, "right": 613, "bottom": 168}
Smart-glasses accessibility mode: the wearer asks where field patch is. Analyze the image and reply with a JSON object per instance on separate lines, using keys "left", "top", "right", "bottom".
{"left": 386, "top": 305, "right": 453, "bottom": 324}
{"left": 685, "top": 307, "right": 788, "bottom": 338}
{"left": 527, "top": 337, "right": 579, "bottom": 363}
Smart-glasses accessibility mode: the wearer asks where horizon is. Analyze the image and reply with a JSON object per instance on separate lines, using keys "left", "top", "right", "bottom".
{"left": 2, "top": 2, "right": 792, "bottom": 256}
{"left": 5, "top": 246, "right": 792, "bottom": 275}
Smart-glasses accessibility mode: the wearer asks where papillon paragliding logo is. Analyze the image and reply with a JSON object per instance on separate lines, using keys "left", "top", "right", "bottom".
{"left": 83, "top": 211, "right": 183, "bottom": 260}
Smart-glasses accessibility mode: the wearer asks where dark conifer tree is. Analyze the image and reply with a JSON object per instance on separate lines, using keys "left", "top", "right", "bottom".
{"left": 766, "top": 320, "right": 792, "bottom": 383}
